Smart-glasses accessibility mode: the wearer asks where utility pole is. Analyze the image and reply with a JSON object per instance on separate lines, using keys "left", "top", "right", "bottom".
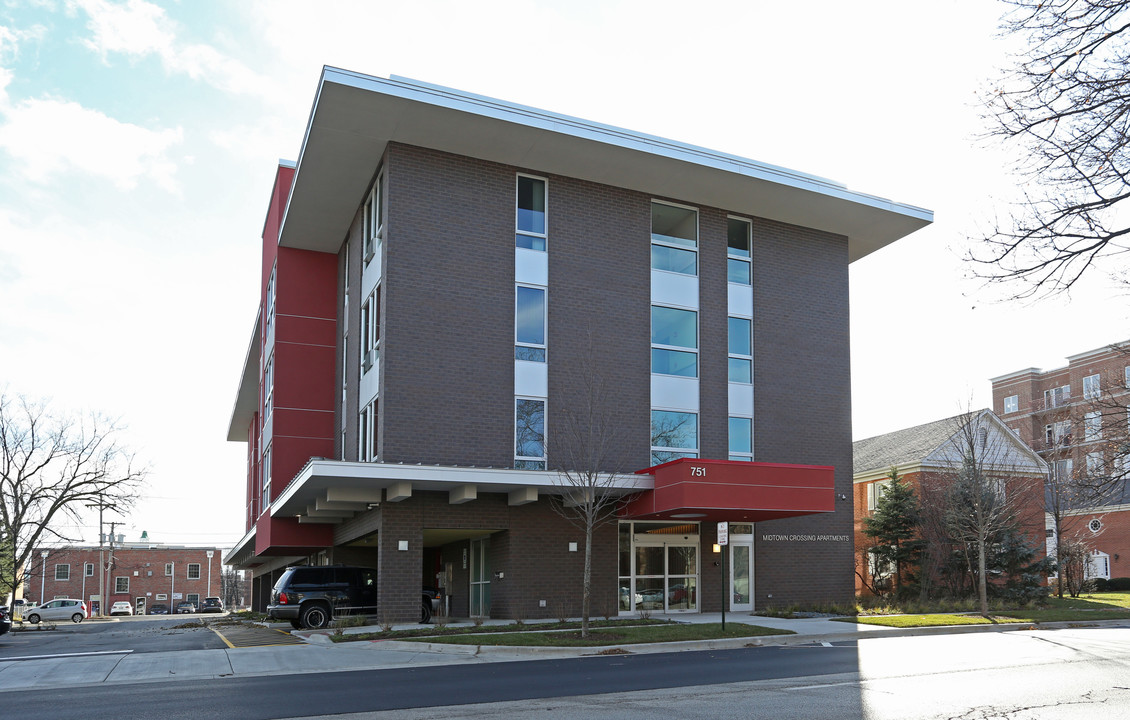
{"left": 86, "top": 494, "right": 113, "bottom": 617}
{"left": 105, "top": 521, "right": 120, "bottom": 616}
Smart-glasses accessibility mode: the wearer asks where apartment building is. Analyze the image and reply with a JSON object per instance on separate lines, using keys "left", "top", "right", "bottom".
{"left": 223, "top": 68, "right": 932, "bottom": 620}
{"left": 991, "top": 341, "right": 1130, "bottom": 581}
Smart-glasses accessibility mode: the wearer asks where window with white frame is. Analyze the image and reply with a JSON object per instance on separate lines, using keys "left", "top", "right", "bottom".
{"left": 359, "top": 399, "right": 378, "bottom": 462}
{"left": 187, "top": 593, "right": 200, "bottom": 607}
{"left": 187, "top": 563, "right": 201, "bottom": 580}
{"left": 728, "top": 316, "right": 752, "bottom": 383}
{"left": 1087, "top": 550, "right": 1111, "bottom": 580}
{"left": 263, "top": 354, "right": 274, "bottom": 420}
{"left": 85, "top": 562, "right": 94, "bottom": 577}
{"left": 360, "top": 286, "right": 380, "bottom": 375}
{"left": 1003, "top": 395, "right": 1018, "bottom": 414}
{"left": 1086, "top": 452, "right": 1104, "bottom": 477}
{"left": 261, "top": 445, "right": 272, "bottom": 510}
{"left": 1052, "top": 458, "right": 1073, "bottom": 483}
{"left": 867, "top": 480, "right": 891, "bottom": 512}
{"left": 55, "top": 564, "right": 70, "bottom": 581}
{"left": 115, "top": 576, "right": 129, "bottom": 593}
{"left": 728, "top": 416, "right": 753, "bottom": 461}
{"left": 515, "top": 174, "right": 547, "bottom": 250}
{"left": 264, "top": 263, "right": 276, "bottom": 337}
{"left": 342, "top": 240, "right": 350, "bottom": 409}
{"left": 1125, "top": 366, "right": 1130, "bottom": 388}
{"left": 164, "top": 563, "right": 173, "bottom": 576}
{"left": 515, "top": 285, "right": 547, "bottom": 362}
{"left": 1044, "top": 385, "right": 1070, "bottom": 408}
{"left": 1083, "top": 373, "right": 1100, "bottom": 399}
{"left": 651, "top": 306, "right": 698, "bottom": 377}
{"left": 1046, "top": 420, "right": 1072, "bottom": 446}
{"left": 514, "top": 398, "right": 546, "bottom": 470}
{"left": 650, "top": 201, "right": 698, "bottom": 275}
{"left": 727, "top": 217, "right": 751, "bottom": 284}
{"left": 1084, "top": 411, "right": 1102, "bottom": 442}
{"left": 651, "top": 410, "right": 698, "bottom": 465}
{"left": 362, "top": 171, "right": 385, "bottom": 264}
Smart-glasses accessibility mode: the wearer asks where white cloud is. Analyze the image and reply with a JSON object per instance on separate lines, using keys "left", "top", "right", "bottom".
{"left": 0, "top": 93, "right": 182, "bottom": 190}
{"left": 71, "top": 0, "right": 270, "bottom": 97}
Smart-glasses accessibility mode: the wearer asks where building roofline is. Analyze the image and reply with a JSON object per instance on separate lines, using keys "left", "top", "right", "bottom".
{"left": 278, "top": 68, "right": 932, "bottom": 262}
{"left": 226, "top": 310, "right": 262, "bottom": 442}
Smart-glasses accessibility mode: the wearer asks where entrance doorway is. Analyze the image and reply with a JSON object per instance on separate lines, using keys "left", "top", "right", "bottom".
{"left": 469, "top": 537, "right": 490, "bottom": 617}
{"left": 729, "top": 524, "right": 754, "bottom": 612}
{"left": 134, "top": 597, "right": 146, "bottom": 615}
{"left": 619, "top": 522, "right": 700, "bottom": 613}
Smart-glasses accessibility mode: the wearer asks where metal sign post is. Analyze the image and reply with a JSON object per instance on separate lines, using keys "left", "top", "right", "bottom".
{"left": 718, "top": 522, "right": 728, "bottom": 632}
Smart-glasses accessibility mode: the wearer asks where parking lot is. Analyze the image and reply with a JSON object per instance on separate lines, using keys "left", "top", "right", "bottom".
{"left": 0, "top": 613, "right": 230, "bottom": 659}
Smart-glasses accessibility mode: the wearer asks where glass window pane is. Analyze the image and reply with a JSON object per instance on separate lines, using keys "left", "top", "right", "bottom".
{"left": 729, "top": 417, "right": 752, "bottom": 454}
{"left": 652, "top": 306, "right": 697, "bottom": 348}
{"left": 515, "top": 346, "right": 546, "bottom": 362}
{"left": 728, "top": 258, "right": 751, "bottom": 284}
{"left": 727, "top": 218, "right": 750, "bottom": 257}
{"left": 516, "top": 233, "right": 546, "bottom": 251}
{"left": 515, "top": 399, "right": 545, "bottom": 458}
{"left": 668, "top": 546, "right": 697, "bottom": 575}
{"left": 728, "top": 317, "right": 751, "bottom": 355}
{"left": 635, "top": 546, "right": 665, "bottom": 576}
{"left": 652, "top": 348, "right": 698, "bottom": 377}
{"left": 516, "top": 286, "right": 545, "bottom": 345}
{"left": 728, "top": 357, "right": 751, "bottom": 383}
{"left": 651, "top": 202, "right": 698, "bottom": 247}
{"left": 517, "top": 176, "right": 545, "bottom": 234}
{"left": 651, "top": 244, "right": 698, "bottom": 274}
{"left": 651, "top": 410, "right": 698, "bottom": 449}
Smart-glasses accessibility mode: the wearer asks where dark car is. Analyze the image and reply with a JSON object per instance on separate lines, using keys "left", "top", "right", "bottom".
{"left": 267, "top": 565, "right": 378, "bottom": 630}
{"left": 199, "top": 597, "right": 224, "bottom": 613}
{"left": 0, "top": 606, "right": 11, "bottom": 637}
{"left": 148, "top": 603, "right": 170, "bottom": 615}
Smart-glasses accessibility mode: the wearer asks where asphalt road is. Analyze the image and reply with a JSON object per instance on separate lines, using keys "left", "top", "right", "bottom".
{"left": 0, "top": 614, "right": 227, "bottom": 658}
{"left": 3, "top": 624, "right": 1128, "bottom": 719}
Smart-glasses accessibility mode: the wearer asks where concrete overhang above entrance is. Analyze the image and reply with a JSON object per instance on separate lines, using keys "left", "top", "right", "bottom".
{"left": 271, "top": 459, "right": 649, "bottom": 525}
{"left": 280, "top": 69, "right": 932, "bottom": 262}
{"left": 621, "top": 458, "right": 835, "bottom": 523}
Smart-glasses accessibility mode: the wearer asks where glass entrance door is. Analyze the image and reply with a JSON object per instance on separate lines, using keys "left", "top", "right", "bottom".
{"left": 633, "top": 543, "right": 698, "bottom": 612}
{"left": 469, "top": 538, "right": 490, "bottom": 617}
{"left": 730, "top": 542, "right": 753, "bottom": 612}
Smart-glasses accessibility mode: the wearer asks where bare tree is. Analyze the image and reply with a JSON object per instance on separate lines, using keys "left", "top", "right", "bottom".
{"left": 973, "top": 0, "right": 1130, "bottom": 298}
{"left": 547, "top": 356, "right": 632, "bottom": 638}
{"left": 937, "top": 411, "right": 1040, "bottom": 616}
{"left": 0, "top": 393, "right": 145, "bottom": 611}
{"left": 220, "top": 567, "right": 246, "bottom": 610}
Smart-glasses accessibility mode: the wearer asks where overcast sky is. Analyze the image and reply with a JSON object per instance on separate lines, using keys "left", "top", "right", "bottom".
{"left": 1, "top": 0, "right": 1126, "bottom": 550}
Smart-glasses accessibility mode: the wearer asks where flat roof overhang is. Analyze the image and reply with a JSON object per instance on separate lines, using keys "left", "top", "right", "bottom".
{"left": 279, "top": 69, "right": 932, "bottom": 261}
{"left": 226, "top": 311, "right": 261, "bottom": 442}
{"left": 270, "top": 459, "right": 650, "bottom": 525}
{"left": 223, "top": 526, "right": 258, "bottom": 569}
{"left": 620, "top": 458, "right": 835, "bottom": 523}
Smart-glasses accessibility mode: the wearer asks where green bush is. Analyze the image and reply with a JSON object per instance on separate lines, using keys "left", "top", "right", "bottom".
{"left": 1108, "top": 577, "right": 1130, "bottom": 591}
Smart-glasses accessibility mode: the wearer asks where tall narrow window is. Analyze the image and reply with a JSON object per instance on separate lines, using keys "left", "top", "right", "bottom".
{"left": 1084, "top": 411, "right": 1102, "bottom": 442}
{"left": 1003, "top": 394, "right": 1018, "bottom": 414}
{"left": 651, "top": 410, "right": 698, "bottom": 465}
{"left": 363, "top": 172, "right": 385, "bottom": 263}
{"left": 651, "top": 306, "right": 698, "bottom": 377}
{"left": 263, "top": 355, "right": 274, "bottom": 420}
{"left": 514, "top": 398, "right": 546, "bottom": 469}
{"left": 360, "top": 286, "right": 380, "bottom": 374}
{"left": 85, "top": 563, "right": 95, "bottom": 577}
{"left": 727, "top": 218, "right": 752, "bottom": 284}
{"left": 261, "top": 446, "right": 272, "bottom": 509}
{"left": 728, "top": 417, "right": 753, "bottom": 461}
{"left": 516, "top": 175, "right": 547, "bottom": 250}
{"left": 651, "top": 202, "right": 698, "bottom": 275}
{"left": 359, "top": 400, "right": 378, "bottom": 462}
{"left": 515, "top": 285, "right": 546, "bottom": 361}
{"left": 728, "top": 317, "right": 752, "bottom": 383}
{"left": 264, "top": 264, "right": 277, "bottom": 337}
{"left": 1083, "top": 373, "right": 1100, "bottom": 399}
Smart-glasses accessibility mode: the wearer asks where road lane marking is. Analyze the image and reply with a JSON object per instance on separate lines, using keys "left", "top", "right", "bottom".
{"left": 3, "top": 650, "right": 133, "bottom": 661}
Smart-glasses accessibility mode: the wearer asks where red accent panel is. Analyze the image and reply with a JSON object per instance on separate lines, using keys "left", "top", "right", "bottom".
{"left": 277, "top": 247, "right": 338, "bottom": 319}
{"left": 274, "top": 341, "right": 336, "bottom": 412}
{"left": 255, "top": 515, "right": 333, "bottom": 556}
{"left": 621, "top": 458, "right": 834, "bottom": 522}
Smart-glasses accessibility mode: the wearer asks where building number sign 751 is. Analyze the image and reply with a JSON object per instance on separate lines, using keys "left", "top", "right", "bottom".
{"left": 689, "top": 466, "right": 707, "bottom": 477}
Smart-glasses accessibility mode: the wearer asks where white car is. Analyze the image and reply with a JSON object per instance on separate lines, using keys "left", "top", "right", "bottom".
{"left": 24, "top": 598, "right": 88, "bottom": 624}
{"left": 110, "top": 601, "right": 134, "bottom": 616}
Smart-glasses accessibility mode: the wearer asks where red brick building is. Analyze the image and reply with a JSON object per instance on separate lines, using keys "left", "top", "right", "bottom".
{"left": 991, "top": 341, "right": 1130, "bottom": 582}
{"left": 853, "top": 410, "right": 1047, "bottom": 595}
{"left": 28, "top": 543, "right": 222, "bottom": 615}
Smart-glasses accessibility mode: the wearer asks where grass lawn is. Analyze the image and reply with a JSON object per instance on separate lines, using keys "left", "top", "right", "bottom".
{"left": 844, "top": 592, "right": 1130, "bottom": 628}
{"left": 406, "top": 622, "right": 794, "bottom": 647}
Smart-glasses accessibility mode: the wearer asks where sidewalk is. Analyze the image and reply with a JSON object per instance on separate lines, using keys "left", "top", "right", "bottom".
{"left": 1, "top": 612, "right": 1124, "bottom": 693}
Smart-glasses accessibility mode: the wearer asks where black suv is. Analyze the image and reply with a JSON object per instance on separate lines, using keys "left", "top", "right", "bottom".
{"left": 268, "top": 565, "right": 440, "bottom": 629}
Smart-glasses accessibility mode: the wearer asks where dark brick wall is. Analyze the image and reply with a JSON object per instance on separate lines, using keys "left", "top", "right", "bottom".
{"left": 751, "top": 218, "right": 855, "bottom": 607}
{"left": 697, "top": 206, "right": 730, "bottom": 461}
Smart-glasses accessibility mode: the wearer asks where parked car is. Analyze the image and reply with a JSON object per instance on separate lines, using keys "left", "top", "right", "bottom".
{"left": 175, "top": 601, "right": 197, "bottom": 614}
{"left": 199, "top": 597, "right": 224, "bottom": 613}
{"left": 24, "top": 598, "right": 88, "bottom": 624}
{"left": 110, "top": 601, "right": 134, "bottom": 616}
{"left": 268, "top": 565, "right": 441, "bottom": 629}
{"left": 0, "top": 606, "right": 11, "bottom": 637}
{"left": 148, "top": 603, "right": 170, "bottom": 615}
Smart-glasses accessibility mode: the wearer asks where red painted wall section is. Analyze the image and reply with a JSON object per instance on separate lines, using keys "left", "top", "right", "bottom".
{"left": 622, "top": 458, "right": 835, "bottom": 522}
{"left": 255, "top": 515, "right": 333, "bottom": 556}
{"left": 262, "top": 164, "right": 294, "bottom": 296}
